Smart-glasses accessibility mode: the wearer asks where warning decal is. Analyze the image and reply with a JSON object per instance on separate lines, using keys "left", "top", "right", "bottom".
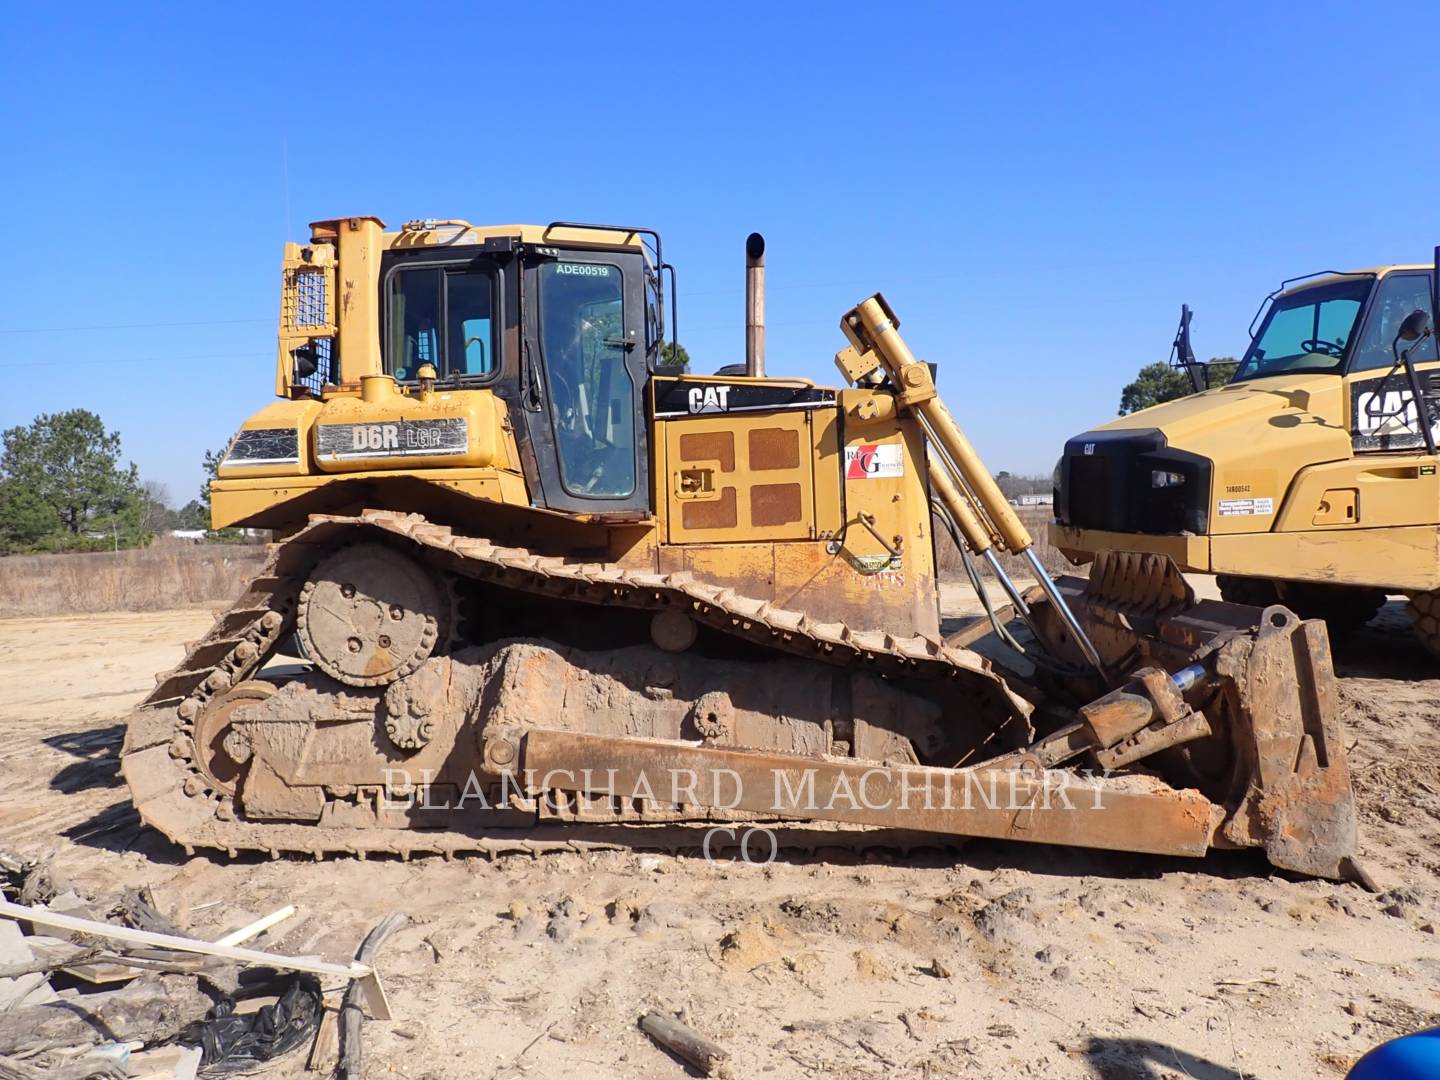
{"left": 1217, "top": 497, "right": 1274, "bottom": 518}
{"left": 845, "top": 443, "right": 905, "bottom": 479}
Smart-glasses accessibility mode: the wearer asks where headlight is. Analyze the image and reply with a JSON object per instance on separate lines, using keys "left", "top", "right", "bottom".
{"left": 1151, "top": 470, "right": 1186, "bottom": 488}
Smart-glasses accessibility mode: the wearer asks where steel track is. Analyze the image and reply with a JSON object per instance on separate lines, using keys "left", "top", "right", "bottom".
{"left": 120, "top": 510, "right": 1025, "bottom": 860}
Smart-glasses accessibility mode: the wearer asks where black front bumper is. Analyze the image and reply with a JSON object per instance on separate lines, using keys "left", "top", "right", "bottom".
{"left": 1055, "top": 428, "right": 1211, "bottom": 535}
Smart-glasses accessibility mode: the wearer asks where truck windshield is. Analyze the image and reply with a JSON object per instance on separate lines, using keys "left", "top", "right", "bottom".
{"left": 1232, "top": 277, "right": 1373, "bottom": 383}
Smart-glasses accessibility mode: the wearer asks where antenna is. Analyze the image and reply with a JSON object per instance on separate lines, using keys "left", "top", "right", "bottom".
{"left": 282, "top": 137, "right": 292, "bottom": 238}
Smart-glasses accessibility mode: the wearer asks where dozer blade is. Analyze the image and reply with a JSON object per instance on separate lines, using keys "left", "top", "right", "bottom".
{"left": 512, "top": 729, "right": 1223, "bottom": 858}
{"left": 1022, "top": 551, "right": 1358, "bottom": 879}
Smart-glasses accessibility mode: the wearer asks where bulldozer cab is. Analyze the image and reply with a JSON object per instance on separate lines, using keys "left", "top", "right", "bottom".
{"left": 381, "top": 237, "right": 654, "bottom": 515}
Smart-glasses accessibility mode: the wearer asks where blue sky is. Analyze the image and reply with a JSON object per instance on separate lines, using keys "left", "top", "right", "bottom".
{"left": 3, "top": 2, "right": 1437, "bottom": 503}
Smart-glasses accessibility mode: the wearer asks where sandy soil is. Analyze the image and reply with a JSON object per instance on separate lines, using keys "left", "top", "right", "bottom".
{"left": 1, "top": 590, "right": 1437, "bottom": 1079}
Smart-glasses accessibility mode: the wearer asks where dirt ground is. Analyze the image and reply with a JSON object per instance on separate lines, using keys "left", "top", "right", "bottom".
{"left": 1, "top": 587, "right": 1438, "bottom": 1079}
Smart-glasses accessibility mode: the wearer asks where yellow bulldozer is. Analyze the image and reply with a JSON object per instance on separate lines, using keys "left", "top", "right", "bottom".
{"left": 120, "top": 217, "right": 1359, "bottom": 881}
{"left": 1053, "top": 259, "right": 1440, "bottom": 654}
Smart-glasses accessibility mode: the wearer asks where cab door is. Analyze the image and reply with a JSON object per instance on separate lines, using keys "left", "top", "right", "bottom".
{"left": 519, "top": 249, "right": 651, "bottom": 514}
{"left": 1347, "top": 270, "right": 1440, "bottom": 453}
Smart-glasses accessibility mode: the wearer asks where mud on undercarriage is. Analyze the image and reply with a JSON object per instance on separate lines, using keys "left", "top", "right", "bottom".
{"left": 120, "top": 511, "right": 1358, "bottom": 880}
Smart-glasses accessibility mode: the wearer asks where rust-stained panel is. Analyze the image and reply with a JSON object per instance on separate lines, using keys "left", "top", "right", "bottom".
{"left": 679, "top": 432, "right": 735, "bottom": 472}
{"left": 749, "top": 428, "right": 799, "bottom": 471}
{"left": 752, "top": 483, "right": 803, "bottom": 527}
{"left": 663, "top": 411, "right": 814, "bottom": 544}
{"left": 683, "top": 488, "right": 738, "bottom": 530}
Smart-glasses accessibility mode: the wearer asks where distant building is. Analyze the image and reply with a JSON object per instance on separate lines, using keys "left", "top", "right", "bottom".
{"left": 169, "top": 529, "right": 207, "bottom": 540}
{"left": 1011, "top": 494, "right": 1053, "bottom": 508}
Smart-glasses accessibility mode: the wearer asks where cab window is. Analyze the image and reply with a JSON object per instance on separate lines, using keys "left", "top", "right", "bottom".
{"left": 1232, "top": 278, "right": 1370, "bottom": 382}
{"left": 1349, "top": 272, "right": 1438, "bottom": 372}
{"left": 386, "top": 265, "right": 497, "bottom": 381}
{"left": 538, "top": 262, "right": 635, "bottom": 497}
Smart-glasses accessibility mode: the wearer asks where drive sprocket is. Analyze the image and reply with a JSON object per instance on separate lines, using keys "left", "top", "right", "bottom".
{"left": 296, "top": 543, "right": 449, "bottom": 687}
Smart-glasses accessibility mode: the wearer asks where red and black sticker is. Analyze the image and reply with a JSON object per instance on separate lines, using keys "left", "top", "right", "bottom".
{"left": 844, "top": 443, "right": 904, "bottom": 479}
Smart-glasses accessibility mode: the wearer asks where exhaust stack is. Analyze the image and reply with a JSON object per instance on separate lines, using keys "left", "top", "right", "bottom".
{"left": 745, "top": 232, "right": 766, "bottom": 377}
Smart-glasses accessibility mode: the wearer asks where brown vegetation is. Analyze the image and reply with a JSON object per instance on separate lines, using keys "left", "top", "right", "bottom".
{"left": 934, "top": 504, "right": 1078, "bottom": 579}
{"left": 0, "top": 539, "right": 264, "bottom": 617}
{"left": 0, "top": 508, "right": 1069, "bottom": 618}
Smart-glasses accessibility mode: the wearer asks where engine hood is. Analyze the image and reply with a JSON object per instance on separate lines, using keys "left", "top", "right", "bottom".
{"left": 1095, "top": 374, "right": 1350, "bottom": 464}
{"left": 1060, "top": 373, "right": 1354, "bottom": 538}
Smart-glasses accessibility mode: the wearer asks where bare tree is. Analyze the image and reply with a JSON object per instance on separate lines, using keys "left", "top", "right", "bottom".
{"left": 141, "top": 480, "right": 174, "bottom": 534}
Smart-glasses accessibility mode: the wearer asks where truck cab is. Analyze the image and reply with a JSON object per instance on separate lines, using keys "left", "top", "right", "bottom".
{"left": 1052, "top": 264, "right": 1440, "bottom": 643}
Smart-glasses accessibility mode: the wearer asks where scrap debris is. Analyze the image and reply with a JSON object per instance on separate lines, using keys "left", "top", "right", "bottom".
{"left": 338, "top": 912, "right": 407, "bottom": 1080}
{"left": 176, "top": 971, "right": 323, "bottom": 1077}
{"left": 0, "top": 853, "right": 395, "bottom": 1079}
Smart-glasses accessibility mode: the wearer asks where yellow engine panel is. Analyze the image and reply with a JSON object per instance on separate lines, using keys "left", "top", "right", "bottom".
{"left": 661, "top": 408, "right": 839, "bottom": 543}
{"left": 309, "top": 386, "right": 514, "bottom": 474}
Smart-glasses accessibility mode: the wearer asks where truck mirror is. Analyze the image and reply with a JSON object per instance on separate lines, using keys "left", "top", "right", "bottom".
{"left": 1398, "top": 309, "right": 1432, "bottom": 342}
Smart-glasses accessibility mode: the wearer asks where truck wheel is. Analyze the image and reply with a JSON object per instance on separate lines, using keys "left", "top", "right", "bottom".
{"left": 1409, "top": 591, "right": 1440, "bottom": 657}
{"left": 1218, "top": 576, "right": 1384, "bottom": 635}
{"left": 1216, "top": 575, "right": 1281, "bottom": 608}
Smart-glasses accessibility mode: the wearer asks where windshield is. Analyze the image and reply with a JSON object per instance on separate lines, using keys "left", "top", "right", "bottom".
{"left": 1232, "top": 277, "right": 1372, "bottom": 383}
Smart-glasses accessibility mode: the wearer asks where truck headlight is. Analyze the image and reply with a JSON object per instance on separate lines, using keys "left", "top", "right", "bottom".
{"left": 1151, "top": 470, "right": 1186, "bottom": 488}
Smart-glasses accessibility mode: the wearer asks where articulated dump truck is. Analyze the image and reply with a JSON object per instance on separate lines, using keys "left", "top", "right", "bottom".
{"left": 120, "top": 217, "right": 1359, "bottom": 880}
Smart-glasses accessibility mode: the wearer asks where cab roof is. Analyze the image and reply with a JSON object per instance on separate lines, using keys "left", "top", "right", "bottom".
{"left": 383, "top": 220, "right": 649, "bottom": 252}
{"left": 1277, "top": 264, "right": 1428, "bottom": 298}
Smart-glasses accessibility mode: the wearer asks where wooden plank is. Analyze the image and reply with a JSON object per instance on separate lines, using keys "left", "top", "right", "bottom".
{"left": 64, "top": 904, "right": 298, "bottom": 984}
{"left": 943, "top": 604, "right": 1015, "bottom": 649}
{"left": 308, "top": 1008, "right": 340, "bottom": 1073}
{"left": 0, "top": 900, "right": 389, "bottom": 1020}
{"left": 215, "top": 905, "right": 297, "bottom": 947}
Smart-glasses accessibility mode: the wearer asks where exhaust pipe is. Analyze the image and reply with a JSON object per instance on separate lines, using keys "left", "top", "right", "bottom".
{"left": 745, "top": 232, "right": 766, "bottom": 377}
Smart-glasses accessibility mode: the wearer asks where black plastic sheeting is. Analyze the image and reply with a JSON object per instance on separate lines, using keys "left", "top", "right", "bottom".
{"left": 177, "top": 969, "right": 323, "bottom": 1076}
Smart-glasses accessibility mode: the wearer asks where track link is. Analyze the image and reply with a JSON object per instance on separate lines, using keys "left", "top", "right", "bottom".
{"left": 121, "top": 510, "right": 1024, "bottom": 860}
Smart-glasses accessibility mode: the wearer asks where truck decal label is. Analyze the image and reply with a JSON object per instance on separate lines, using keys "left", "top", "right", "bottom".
{"left": 845, "top": 443, "right": 904, "bottom": 479}
{"left": 1350, "top": 374, "right": 1440, "bottom": 451}
{"left": 1217, "top": 496, "right": 1273, "bottom": 517}
{"left": 316, "top": 418, "right": 469, "bottom": 460}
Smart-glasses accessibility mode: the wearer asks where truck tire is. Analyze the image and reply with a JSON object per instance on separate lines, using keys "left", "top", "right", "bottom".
{"left": 1409, "top": 591, "right": 1440, "bottom": 657}
{"left": 1218, "top": 576, "right": 1385, "bottom": 635}
{"left": 1216, "top": 575, "right": 1281, "bottom": 608}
